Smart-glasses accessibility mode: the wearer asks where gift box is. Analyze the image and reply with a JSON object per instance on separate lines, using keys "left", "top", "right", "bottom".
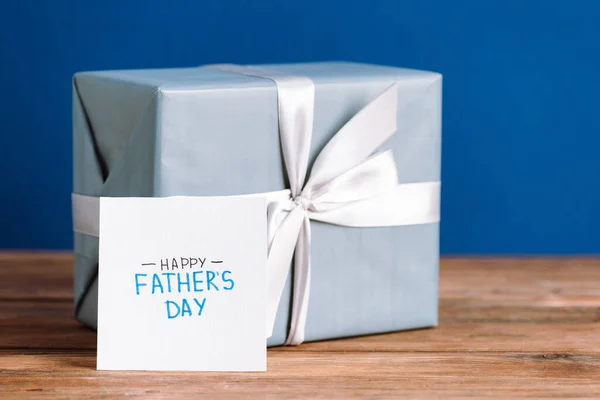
{"left": 72, "top": 62, "right": 442, "bottom": 346}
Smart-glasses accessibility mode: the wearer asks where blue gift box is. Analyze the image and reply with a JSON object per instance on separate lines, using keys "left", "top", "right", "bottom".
{"left": 72, "top": 62, "right": 442, "bottom": 346}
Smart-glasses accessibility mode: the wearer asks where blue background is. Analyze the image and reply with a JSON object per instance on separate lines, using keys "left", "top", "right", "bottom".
{"left": 1, "top": 1, "right": 599, "bottom": 253}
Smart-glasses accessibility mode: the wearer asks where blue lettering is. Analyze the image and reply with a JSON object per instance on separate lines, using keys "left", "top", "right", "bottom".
{"left": 161, "top": 272, "right": 176, "bottom": 292}
{"left": 177, "top": 272, "right": 191, "bottom": 293}
{"left": 206, "top": 270, "right": 219, "bottom": 291}
{"left": 151, "top": 273, "right": 164, "bottom": 294}
{"left": 165, "top": 300, "right": 180, "bottom": 319}
{"left": 222, "top": 270, "right": 235, "bottom": 290}
{"left": 180, "top": 298, "right": 192, "bottom": 317}
{"left": 134, "top": 273, "right": 147, "bottom": 295}
{"left": 193, "top": 270, "right": 204, "bottom": 292}
{"left": 194, "top": 298, "right": 206, "bottom": 316}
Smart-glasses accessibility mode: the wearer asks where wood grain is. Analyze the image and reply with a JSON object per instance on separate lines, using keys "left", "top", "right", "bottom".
{"left": 0, "top": 252, "right": 72, "bottom": 300}
{"left": 1, "top": 351, "right": 599, "bottom": 399}
{"left": 0, "top": 253, "right": 599, "bottom": 399}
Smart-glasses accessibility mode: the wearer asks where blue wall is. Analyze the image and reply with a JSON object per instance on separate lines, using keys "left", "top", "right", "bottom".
{"left": 1, "top": 1, "right": 599, "bottom": 253}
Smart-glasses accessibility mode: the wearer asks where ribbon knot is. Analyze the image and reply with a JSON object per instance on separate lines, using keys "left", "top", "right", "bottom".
{"left": 292, "top": 194, "right": 311, "bottom": 210}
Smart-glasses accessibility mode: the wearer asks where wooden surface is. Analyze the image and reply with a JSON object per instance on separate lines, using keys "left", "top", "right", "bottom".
{"left": 1, "top": 254, "right": 599, "bottom": 398}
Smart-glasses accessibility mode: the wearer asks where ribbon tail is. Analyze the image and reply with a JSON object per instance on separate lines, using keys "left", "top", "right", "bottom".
{"left": 306, "top": 83, "right": 398, "bottom": 189}
{"left": 265, "top": 205, "right": 305, "bottom": 338}
{"left": 309, "top": 150, "right": 399, "bottom": 205}
{"left": 309, "top": 181, "right": 441, "bottom": 227}
{"left": 284, "top": 215, "right": 312, "bottom": 345}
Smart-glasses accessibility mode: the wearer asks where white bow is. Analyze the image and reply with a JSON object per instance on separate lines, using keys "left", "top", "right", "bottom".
{"left": 210, "top": 65, "right": 440, "bottom": 345}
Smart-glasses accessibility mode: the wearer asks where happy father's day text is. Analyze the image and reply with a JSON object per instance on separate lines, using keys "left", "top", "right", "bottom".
{"left": 134, "top": 270, "right": 235, "bottom": 319}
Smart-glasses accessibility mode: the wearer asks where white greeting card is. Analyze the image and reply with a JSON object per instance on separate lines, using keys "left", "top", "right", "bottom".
{"left": 97, "top": 196, "right": 267, "bottom": 371}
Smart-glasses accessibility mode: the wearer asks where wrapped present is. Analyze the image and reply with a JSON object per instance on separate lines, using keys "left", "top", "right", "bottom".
{"left": 72, "top": 62, "right": 442, "bottom": 346}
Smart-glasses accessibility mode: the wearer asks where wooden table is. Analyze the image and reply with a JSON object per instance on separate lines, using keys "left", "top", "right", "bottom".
{"left": 1, "top": 253, "right": 599, "bottom": 398}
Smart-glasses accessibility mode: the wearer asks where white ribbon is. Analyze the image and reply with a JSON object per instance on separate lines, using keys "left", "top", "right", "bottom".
{"left": 72, "top": 64, "right": 440, "bottom": 346}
